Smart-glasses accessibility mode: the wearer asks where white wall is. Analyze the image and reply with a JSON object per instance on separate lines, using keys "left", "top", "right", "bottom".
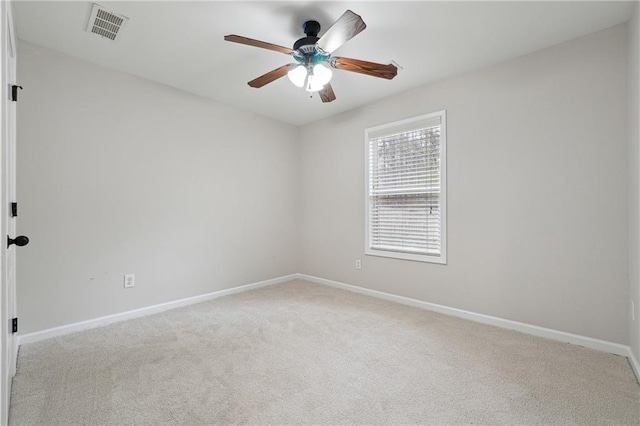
{"left": 629, "top": 3, "right": 640, "bottom": 361}
{"left": 299, "top": 25, "right": 629, "bottom": 344}
{"left": 16, "top": 41, "right": 299, "bottom": 334}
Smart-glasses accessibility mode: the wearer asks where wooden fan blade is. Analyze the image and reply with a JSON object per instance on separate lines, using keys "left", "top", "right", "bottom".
{"left": 248, "top": 64, "right": 295, "bottom": 88}
{"left": 224, "top": 35, "right": 294, "bottom": 55}
{"left": 316, "top": 10, "right": 366, "bottom": 54}
{"left": 319, "top": 83, "right": 336, "bottom": 103}
{"left": 331, "top": 57, "right": 398, "bottom": 80}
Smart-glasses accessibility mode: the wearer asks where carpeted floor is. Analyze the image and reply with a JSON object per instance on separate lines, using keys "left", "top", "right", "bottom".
{"left": 9, "top": 279, "right": 640, "bottom": 424}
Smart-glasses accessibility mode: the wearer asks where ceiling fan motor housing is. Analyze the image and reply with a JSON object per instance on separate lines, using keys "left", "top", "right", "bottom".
{"left": 303, "top": 20, "right": 320, "bottom": 37}
{"left": 293, "top": 20, "right": 321, "bottom": 51}
{"left": 293, "top": 36, "right": 319, "bottom": 51}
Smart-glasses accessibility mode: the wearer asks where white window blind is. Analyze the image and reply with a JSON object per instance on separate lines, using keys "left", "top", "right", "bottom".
{"left": 365, "top": 111, "right": 446, "bottom": 263}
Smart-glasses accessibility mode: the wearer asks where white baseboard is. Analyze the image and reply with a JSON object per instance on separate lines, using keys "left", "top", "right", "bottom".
{"left": 298, "top": 274, "right": 632, "bottom": 358}
{"left": 17, "top": 271, "right": 639, "bottom": 382}
{"left": 17, "top": 274, "right": 297, "bottom": 346}
{"left": 628, "top": 348, "right": 640, "bottom": 382}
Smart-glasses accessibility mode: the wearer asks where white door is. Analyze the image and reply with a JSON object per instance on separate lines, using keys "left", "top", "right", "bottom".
{"left": 1, "top": 1, "right": 19, "bottom": 423}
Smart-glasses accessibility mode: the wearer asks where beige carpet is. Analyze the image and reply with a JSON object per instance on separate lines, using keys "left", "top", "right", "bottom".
{"left": 9, "top": 279, "right": 640, "bottom": 425}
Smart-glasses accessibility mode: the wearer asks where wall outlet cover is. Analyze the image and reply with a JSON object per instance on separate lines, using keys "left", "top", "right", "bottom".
{"left": 124, "top": 274, "right": 135, "bottom": 288}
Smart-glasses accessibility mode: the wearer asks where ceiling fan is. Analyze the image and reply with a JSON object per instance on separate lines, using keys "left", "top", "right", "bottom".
{"left": 224, "top": 10, "right": 398, "bottom": 103}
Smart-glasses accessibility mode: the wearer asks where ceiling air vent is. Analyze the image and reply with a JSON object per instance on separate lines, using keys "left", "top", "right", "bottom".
{"left": 86, "top": 4, "right": 129, "bottom": 42}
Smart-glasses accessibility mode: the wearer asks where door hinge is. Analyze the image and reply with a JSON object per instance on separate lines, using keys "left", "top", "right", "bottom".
{"left": 11, "top": 85, "right": 22, "bottom": 102}
{"left": 11, "top": 318, "right": 17, "bottom": 334}
{"left": 10, "top": 202, "right": 17, "bottom": 217}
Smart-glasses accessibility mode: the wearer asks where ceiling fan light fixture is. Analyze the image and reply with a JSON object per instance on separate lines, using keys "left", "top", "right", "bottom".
{"left": 306, "top": 74, "right": 325, "bottom": 92}
{"left": 287, "top": 65, "right": 307, "bottom": 87}
{"left": 304, "top": 63, "right": 332, "bottom": 92}
{"left": 313, "top": 63, "right": 332, "bottom": 86}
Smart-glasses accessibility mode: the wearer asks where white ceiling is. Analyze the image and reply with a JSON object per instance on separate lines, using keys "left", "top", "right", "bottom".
{"left": 13, "top": 1, "right": 634, "bottom": 126}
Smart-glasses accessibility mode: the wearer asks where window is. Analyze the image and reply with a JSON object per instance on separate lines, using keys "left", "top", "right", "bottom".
{"left": 365, "top": 111, "right": 446, "bottom": 264}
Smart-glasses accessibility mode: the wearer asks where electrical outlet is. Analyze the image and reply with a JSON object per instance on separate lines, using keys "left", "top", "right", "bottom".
{"left": 124, "top": 274, "right": 135, "bottom": 288}
{"left": 632, "top": 300, "right": 636, "bottom": 322}
{"left": 355, "top": 259, "right": 362, "bottom": 270}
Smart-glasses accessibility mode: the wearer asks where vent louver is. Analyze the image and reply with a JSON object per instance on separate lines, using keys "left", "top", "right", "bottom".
{"left": 86, "top": 4, "right": 128, "bottom": 42}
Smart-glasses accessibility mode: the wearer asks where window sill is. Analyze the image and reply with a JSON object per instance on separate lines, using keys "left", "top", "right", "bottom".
{"left": 365, "top": 248, "right": 447, "bottom": 265}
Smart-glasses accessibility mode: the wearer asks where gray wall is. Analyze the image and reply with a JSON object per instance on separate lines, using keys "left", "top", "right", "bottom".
{"left": 298, "top": 25, "right": 629, "bottom": 344}
{"left": 17, "top": 23, "right": 633, "bottom": 347}
{"left": 629, "top": 3, "right": 640, "bottom": 361}
{"left": 16, "top": 41, "right": 299, "bottom": 334}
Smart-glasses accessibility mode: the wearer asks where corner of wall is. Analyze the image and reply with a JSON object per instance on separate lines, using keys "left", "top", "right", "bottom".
{"left": 293, "top": 125, "right": 304, "bottom": 274}
{"left": 628, "top": 1, "right": 640, "bottom": 364}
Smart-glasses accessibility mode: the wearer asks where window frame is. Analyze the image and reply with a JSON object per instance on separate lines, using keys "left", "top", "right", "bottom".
{"left": 364, "top": 110, "right": 447, "bottom": 264}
